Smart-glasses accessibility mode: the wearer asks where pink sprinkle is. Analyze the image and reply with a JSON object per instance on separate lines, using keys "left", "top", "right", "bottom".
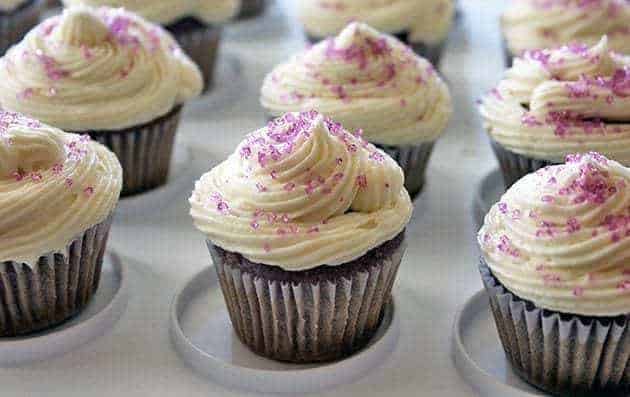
{"left": 356, "top": 175, "right": 368, "bottom": 189}
{"left": 217, "top": 201, "right": 229, "bottom": 214}
{"left": 30, "top": 172, "right": 43, "bottom": 182}
{"left": 335, "top": 157, "right": 343, "bottom": 165}
{"left": 573, "top": 287, "right": 584, "bottom": 297}
{"left": 83, "top": 186, "right": 94, "bottom": 197}
{"left": 256, "top": 183, "right": 267, "bottom": 193}
{"left": 250, "top": 220, "right": 260, "bottom": 230}
{"left": 541, "top": 195, "right": 555, "bottom": 203}
{"left": 11, "top": 171, "right": 24, "bottom": 182}
{"left": 307, "top": 226, "right": 320, "bottom": 234}
{"left": 283, "top": 182, "right": 295, "bottom": 192}
{"left": 65, "top": 178, "right": 73, "bottom": 187}
{"left": 263, "top": 243, "right": 271, "bottom": 253}
{"left": 51, "top": 163, "right": 63, "bottom": 175}
{"left": 617, "top": 280, "right": 630, "bottom": 291}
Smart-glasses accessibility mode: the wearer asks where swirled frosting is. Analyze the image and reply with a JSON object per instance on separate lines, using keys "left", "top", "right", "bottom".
{"left": 479, "top": 37, "right": 630, "bottom": 163}
{"left": 479, "top": 153, "right": 630, "bottom": 317}
{"left": 502, "top": 0, "right": 630, "bottom": 56}
{"left": 0, "top": 111, "right": 122, "bottom": 265}
{"left": 190, "top": 111, "right": 413, "bottom": 271}
{"left": 261, "top": 23, "right": 452, "bottom": 146}
{"left": 61, "top": 0, "right": 240, "bottom": 25}
{"left": 298, "top": 0, "right": 454, "bottom": 45}
{"left": 0, "top": 6, "right": 202, "bottom": 131}
{"left": 0, "top": 0, "right": 28, "bottom": 12}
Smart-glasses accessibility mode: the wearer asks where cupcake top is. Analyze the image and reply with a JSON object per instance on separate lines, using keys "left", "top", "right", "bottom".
{"left": 190, "top": 111, "right": 413, "bottom": 271}
{"left": 0, "top": 0, "right": 28, "bottom": 12}
{"left": 261, "top": 23, "right": 452, "bottom": 146}
{"left": 60, "top": 0, "right": 240, "bottom": 25}
{"left": 0, "top": 111, "right": 122, "bottom": 265}
{"left": 298, "top": 0, "right": 454, "bottom": 45}
{"left": 479, "top": 37, "right": 630, "bottom": 163}
{"left": 479, "top": 153, "right": 630, "bottom": 317}
{"left": 0, "top": 6, "right": 202, "bottom": 131}
{"left": 502, "top": 0, "right": 630, "bottom": 56}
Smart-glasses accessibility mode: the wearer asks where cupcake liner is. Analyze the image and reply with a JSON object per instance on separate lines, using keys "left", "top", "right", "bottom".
{"left": 84, "top": 105, "right": 182, "bottom": 197}
{"left": 207, "top": 232, "right": 406, "bottom": 363}
{"left": 375, "top": 141, "right": 436, "bottom": 200}
{"left": 479, "top": 260, "right": 630, "bottom": 396}
{"left": 490, "top": 140, "right": 556, "bottom": 190}
{"left": 305, "top": 31, "right": 445, "bottom": 66}
{"left": 166, "top": 20, "right": 221, "bottom": 94}
{"left": 44, "top": 0, "right": 60, "bottom": 8}
{"left": 238, "top": 0, "right": 267, "bottom": 19}
{"left": 0, "top": 216, "right": 113, "bottom": 337}
{"left": 502, "top": 38, "right": 514, "bottom": 68}
{"left": 0, "top": 0, "right": 42, "bottom": 56}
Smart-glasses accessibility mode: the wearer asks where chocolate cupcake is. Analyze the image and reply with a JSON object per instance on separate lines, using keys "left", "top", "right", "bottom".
{"left": 0, "top": 0, "right": 43, "bottom": 55}
{"left": 478, "top": 37, "right": 630, "bottom": 190}
{"left": 502, "top": 0, "right": 630, "bottom": 66}
{"left": 477, "top": 153, "right": 630, "bottom": 396}
{"left": 261, "top": 23, "right": 452, "bottom": 199}
{"left": 190, "top": 111, "right": 413, "bottom": 363}
{"left": 61, "top": 0, "right": 240, "bottom": 93}
{"left": 0, "top": 6, "right": 203, "bottom": 196}
{"left": 297, "top": 0, "right": 454, "bottom": 66}
{"left": 0, "top": 111, "right": 122, "bottom": 336}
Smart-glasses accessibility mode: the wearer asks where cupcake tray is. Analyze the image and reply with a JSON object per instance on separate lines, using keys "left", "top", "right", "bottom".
{"left": 452, "top": 290, "right": 545, "bottom": 396}
{"left": 0, "top": 251, "right": 128, "bottom": 367}
{"left": 170, "top": 266, "right": 399, "bottom": 394}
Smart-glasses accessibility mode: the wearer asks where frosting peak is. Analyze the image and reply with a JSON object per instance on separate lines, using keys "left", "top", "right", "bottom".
{"left": 54, "top": 7, "right": 110, "bottom": 46}
{"left": 261, "top": 23, "right": 452, "bottom": 146}
{"left": 190, "top": 111, "right": 412, "bottom": 271}
{"left": 479, "top": 38, "right": 630, "bottom": 163}
{"left": 0, "top": 6, "right": 202, "bottom": 131}
{"left": 0, "top": 111, "right": 122, "bottom": 265}
{"left": 479, "top": 152, "right": 630, "bottom": 316}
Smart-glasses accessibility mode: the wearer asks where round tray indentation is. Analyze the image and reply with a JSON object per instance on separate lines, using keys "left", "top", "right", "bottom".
{"left": 170, "top": 266, "right": 400, "bottom": 394}
{"left": 115, "top": 145, "right": 195, "bottom": 219}
{"left": 452, "top": 290, "right": 545, "bottom": 396}
{"left": 0, "top": 252, "right": 128, "bottom": 367}
{"left": 473, "top": 168, "right": 504, "bottom": 231}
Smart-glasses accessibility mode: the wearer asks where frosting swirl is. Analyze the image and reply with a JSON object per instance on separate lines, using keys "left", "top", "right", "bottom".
{"left": 479, "top": 37, "right": 630, "bottom": 163}
{"left": 298, "top": 0, "right": 454, "bottom": 45}
{"left": 0, "top": 111, "right": 122, "bottom": 265}
{"left": 190, "top": 111, "right": 413, "bottom": 271}
{"left": 0, "top": 0, "right": 28, "bottom": 12}
{"left": 502, "top": 0, "right": 630, "bottom": 56}
{"left": 261, "top": 23, "right": 452, "bottom": 146}
{"left": 61, "top": 0, "right": 240, "bottom": 25}
{"left": 0, "top": 6, "right": 202, "bottom": 131}
{"left": 479, "top": 153, "right": 630, "bottom": 317}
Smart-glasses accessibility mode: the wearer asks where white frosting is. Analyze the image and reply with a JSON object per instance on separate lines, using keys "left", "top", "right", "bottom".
{"left": 480, "top": 37, "right": 630, "bottom": 163}
{"left": 0, "top": 6, "right": 202, "bottom": 131}
{"left": 479, "top": 153, "right": 630, "bottom": 317}
{"left": 190, "top": 111, "right": 413, "bottom": 271}
{"left": 502, "top": 0, "right": 630, "bottom": 56}
{"left": 61, "top": 0, "right": 240, "bottom": 25}
{"left": 0, "top": 111, "right": 122, "bottom": 265}
{"left": 261, "top": 23, "right": 452, "bottom": 146}
{"left": 298, "top": 0, "right": 454, "bottom": 45}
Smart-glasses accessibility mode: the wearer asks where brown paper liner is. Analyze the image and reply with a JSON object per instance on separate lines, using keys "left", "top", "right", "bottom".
{"left": 490, "top": 140, "right": 556, "bottom": 190}
{"left": 305, "top": 31, "right": 446, "bottom": 67}
{"left": 375, "top": 141, "right": 436, "bottom": 200}
{"left": 0, "top": 216, "right": 113, "bottom": 337}
{"left": 82, "top": 105, "right": 182, "bottom": 197}
{"left": 0, "top": 0, "right": 42, "bottom": 55}
{"left": 238, "top": 0, "right": 267, "bottom": 19}
{"left": 479, "top": 260, "right": 630, "bottom": 396}
{"left": 207, "top": 232, "right": 406, "bottom": 363}
{"left": 166, "top": 20, "right": 221, "bottom": 94}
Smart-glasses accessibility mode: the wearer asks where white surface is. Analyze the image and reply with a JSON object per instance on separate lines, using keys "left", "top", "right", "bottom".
{"left": 0, "top": 0, "right": 508, "bottom": 395}
{"left": 170, "top": 267, "right": 399, "bottom": 394}
{"left": 452, "top": 290, "right": 544, "bottom": 396}
{"left": 0, "top": 252, "right": 128, "bottom": 367}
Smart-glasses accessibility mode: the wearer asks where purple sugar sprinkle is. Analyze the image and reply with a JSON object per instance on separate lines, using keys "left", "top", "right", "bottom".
{"left": 498, "top": 202, "right": 508, "bottom": 214}
{"left": 573, "top": 287, "right": 584, "bottom": 297}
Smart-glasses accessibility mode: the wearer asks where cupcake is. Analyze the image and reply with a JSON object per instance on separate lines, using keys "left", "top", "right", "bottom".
{"left": 0, "top": 6, "right": 203, "bottom": 196}
{"left": 478, "top": 152, "right": 630, "bottom": 395}
{"left": 190, "top": 111, "right": 413, "bottom": 363}
{"left": 0, "top": 0, "right": 43, "bottom": 55}
{"left": 479, "top": 37, "right": 630, "bottom": 190}
{"left": 297, "top": 0, "right": 454, "bottom": 66}
{"left": 261, "top": 23, "right": 452, "bottom": 199}
{"left": 0, "top": 111, "right": 122, "bottom": 336}
{"left": 61, "top": 0, "right": 241, "bottom": 92}
{"left": 502, "top": 0, "right": 630, "bottom": 66}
